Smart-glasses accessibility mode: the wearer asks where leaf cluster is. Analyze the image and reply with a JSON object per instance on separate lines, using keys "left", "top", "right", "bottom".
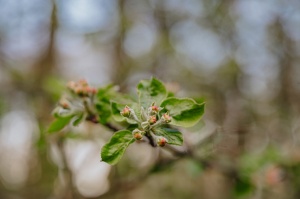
{"left": 48, "top": 78, "right": 205, "bottom": 165}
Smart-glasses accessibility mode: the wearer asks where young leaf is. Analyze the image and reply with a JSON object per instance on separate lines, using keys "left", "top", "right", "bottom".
{"left": 95, "top": 85, "right": 117, "bottom": 124}
{"left": 101, "top": 130, "right": 135, "bottom": 165}
{"left": 96, "top": 101, "right": 111, "bottom": 124}
{"left": 161, "top": 98, "right": 205, "bottom": 127}
{"left": 73, "top": 113, "right": 85, "bottom": 126}
{"left": 48, "top": 115, "right": 74, "bottom": 133}
{"left": 137, "top": 77, "right": 167, "bottom": 108}
{"left": 96, "top": 84, "right": 115, "bottom": 99}
{"left": 153, "top": 127, "right": 183, "bottom": 146}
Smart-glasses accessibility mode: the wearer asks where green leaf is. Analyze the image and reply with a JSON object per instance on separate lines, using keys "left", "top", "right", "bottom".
{"left": 48, "top": 115, "right": 74, "bottom": 133}
{"left": 137, "top": 77, "right": 167, "bottom": 108}
{"left": 95, "top": 85, "right": 117, "bottom": 123}
{"left": 111, "top": 101, "right": 126, "bottom": 121}
{"left": 97, "top": 84, "right": 135, "bottom": 105}
{"left": 101, "top": 130, "right": 135, "bottom": 165}
{"left": 95, "top": 101, "right": 111, "bottom": 124}
{"left": 96, "top": 84, "right": 115, "bottom": 99}
{"left": 161, "top": 98, "right": 205, "bottom": 127}
{"left": 73, "top": 113, "right": 85, "bottom": 126}
{"left": 153, "top": 128, "right": 183, "bottom": 146}
{"left": 96, "top": 84, "right": 135, "bottom": 124}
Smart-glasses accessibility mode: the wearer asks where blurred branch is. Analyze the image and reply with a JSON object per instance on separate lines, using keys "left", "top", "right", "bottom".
{"left": 111, "top": 0, "right": 131, "bottom": 91}
{"left": 32, "top": 0, "right": 57, "bottom": 83}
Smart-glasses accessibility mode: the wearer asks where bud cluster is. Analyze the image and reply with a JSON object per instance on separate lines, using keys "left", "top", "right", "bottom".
{"left": 120, "top": 102, "right": 172, "bottom": 146}
{"left": 67, "top": 79, "right": 97, "bottom": 97}
{"left": 53, "top": 79, "right": 99, "bottom": 124}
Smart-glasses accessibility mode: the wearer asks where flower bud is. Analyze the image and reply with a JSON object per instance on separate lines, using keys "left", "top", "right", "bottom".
{"left": 148, "top": 103, "right": 161, "bottom": 115}
{"left": 75, "top": 87, "right": 83, "bottom": 95}
{"left": 91, "top": 88, "right": 97, "bottom": 94}
{"left": 120, "top": 106, "right": 131, "bottom": 117}
{"left": 84, "top": 86, "right": 97, "bottom": 95}
{"left": 61, "top": 102, "right": 69, "bottom": 109}
{"left": 59, "top": 99, "right": 70, "bottom": 109}
{"left": 79, "top": 79, "right": 88, "bottom": 87}
{"left": 67, "top": 81, "right": 76, "bottom": 90}
{"left": 148, "top": 115, "right": 157, "bottom": 124}
{"left": 157, "top": 137, "right": 167, "bottom": 147}
{"left": 162, "top": 113, "right": 172, "bottom": 123}
{"left": 82, "top": 86, "right": 90, "bottom": 95}
{"left": 132, "top": 129, "right": 144, "bottom": 140}
{"left": 151, "top": 106, "right": 159, "bottom": 112}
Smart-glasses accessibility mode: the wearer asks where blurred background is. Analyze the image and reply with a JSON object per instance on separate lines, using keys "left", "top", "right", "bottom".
{"left": 1, "top": 0, "right": 300, "bottom": 198}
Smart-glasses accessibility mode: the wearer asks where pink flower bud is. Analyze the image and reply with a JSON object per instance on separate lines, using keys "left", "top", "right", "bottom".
{"left": 82, "top": 86, "right": 90, "bottom": 95}
{"left": 79, "top": 79, "right": 88, "bottom": 87}
{"left": 151, "top": 105, "right": 159, "bottom": 112}
{"left": 120, "top": 106, "right": 131, "bottom": 117}
{"left": 157, "top": 137, "right": 167, "bottom": 147}
{"left": 148, "top": 103, "right": 161, "bottom": 115}
{"left": 75, "top": 87, "right": 83, "bottom": 95}
{"left": 61, "top": 102, "right": 69, "bottom": 109}
{"left": 67, "top": 81, "right": 76, "bottom": 90}
{"left": 162, "top": 113, "right": 172, "bottom": 123}
{"left": 91, "top": 88, "right": 97, "bottom": 94}
{"left": 132, "top": 129, "right": 144, "bottom": 140}
{"left": 149, "top": 115, "right": 157, "bottom": 124}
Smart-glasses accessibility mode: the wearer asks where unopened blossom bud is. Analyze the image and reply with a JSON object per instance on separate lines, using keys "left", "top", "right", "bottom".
{"left": 91, "top": 87, "right": 97, "bottom": 94}
{"left": 132, "top": 129, "right": 144, "bottom": 140}
{"left": 82, "top": 87, "right": 90, "bottom": 95}
{"left": 61, "top": 102, "right": 69, "bottom": 109}
{"left": 120, "top": 106, "right": 131, "bottom": 117}
{"left": 148, "top": 115, "right": 157, "bottom": 124}
{"left": 157, "top": 137, "right": 167, "bottom": 147}
{"left": 148, "top": 103, "right": 161, "bottom": 115}
{"left": 84, "top": 86, "right": 97, "bottom": 95}
{"left": 75, "top": 87, "right": 83, "bottom": 95}
{"left": 152, "top": 105, "right": 159, "bottom": 112}
{"left": 79, "top": 79, "right": 88, "bottom": 87}
{"left": 59, "top": 99, "right": 70, "bottom": 109}
{"left": 67, "top": 81, "right": 76, "bottom": 90}
{"left": 162, "top": 113, "right": 172, "bottom": 123}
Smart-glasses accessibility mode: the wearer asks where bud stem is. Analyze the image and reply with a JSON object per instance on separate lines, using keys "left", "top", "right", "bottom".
{"left": 129, "top": 108, "right": 141, "bottom": 123}
{"left": 150, "top": 120, "right": 161, "bottom": 128}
